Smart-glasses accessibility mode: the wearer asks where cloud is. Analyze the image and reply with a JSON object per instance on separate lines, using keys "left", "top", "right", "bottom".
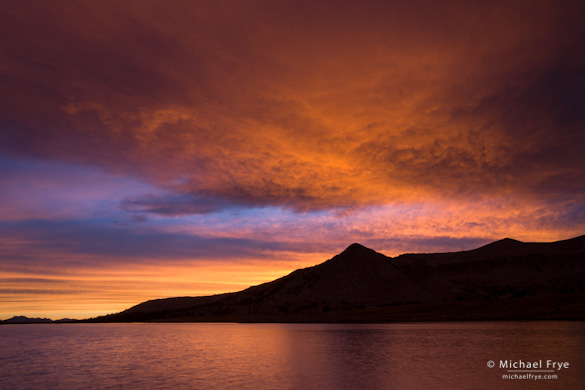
{"left": 120, "top": 193, "right": 241, "bottom": 216}
{"left": 1, "top": 0, "right": 584, "bottom": 217}
{"left": 0, "top": 219, "right": 292, "bottom": 270}
{"left": 5, "top": 1, "right": 585, "bottom": 319}
{"left": 0, "top": 153, "right": 163, "bottom": 221}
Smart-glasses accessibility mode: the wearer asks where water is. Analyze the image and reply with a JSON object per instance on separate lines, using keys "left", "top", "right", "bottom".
{"left": 0, "top": 322, "right": 583, "bottom": 389}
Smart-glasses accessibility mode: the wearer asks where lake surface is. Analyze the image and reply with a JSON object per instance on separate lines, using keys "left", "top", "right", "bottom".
{"left": 1, "top": 322, "right": 583, "bottom": 389}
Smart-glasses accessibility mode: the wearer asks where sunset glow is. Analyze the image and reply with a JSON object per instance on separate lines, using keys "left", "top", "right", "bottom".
{"left": 1, "top": 0, "right": 584, "bottom": 319}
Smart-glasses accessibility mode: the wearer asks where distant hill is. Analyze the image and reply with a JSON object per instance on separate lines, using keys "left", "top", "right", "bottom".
{"left": 2, "top": 316, "right": 53, "bottom": 323}
{"left": 1, "top": 316, "right": 77, "bottom": 324}
{"left": 90, "top": 235, "right": 585, "bottom": 323}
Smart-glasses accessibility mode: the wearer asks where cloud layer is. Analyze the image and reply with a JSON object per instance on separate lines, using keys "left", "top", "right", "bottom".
{"left": 1, "top": 0, "right": 584, "bottom": 318}
{"left": 2, "top": 0, "right": 584, "bottom": 213}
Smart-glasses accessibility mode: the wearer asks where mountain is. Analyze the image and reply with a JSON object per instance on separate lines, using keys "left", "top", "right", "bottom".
{"left": 91, "top": 235, "right": 585, "bottom": 323}
{"left": 0, "top": 316, "right": 78, "bottom": 324}
{"left": 2, "top": 316, "right": 54, "bottom": 323}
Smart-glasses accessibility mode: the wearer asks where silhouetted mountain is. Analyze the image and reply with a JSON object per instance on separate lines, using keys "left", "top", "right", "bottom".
{"left": 2, "top": 316, "right": 53, "bottom": 323}
{"left": 1, "top": 316, "right": 78, "bottom": 324}
{"left": 91, "top": 235, "right": 585, "bottom": 323}
{"left": 53, "top": 318, "right": 78, "bottom": 323}
{"left": 472, "top": 237, "right": 525, "bottom": 255}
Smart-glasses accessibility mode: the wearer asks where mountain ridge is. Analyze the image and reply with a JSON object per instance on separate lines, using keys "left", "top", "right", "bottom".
{"left": 89, "top": 235, "right": 585, "bottom": 323}
{"left": 1, "top": 316, "right": 77, "bottom": 324}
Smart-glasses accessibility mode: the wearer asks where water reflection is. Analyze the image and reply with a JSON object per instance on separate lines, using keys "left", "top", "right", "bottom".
{"left": 0, "top": 322, "right": 583, "bottom": 389}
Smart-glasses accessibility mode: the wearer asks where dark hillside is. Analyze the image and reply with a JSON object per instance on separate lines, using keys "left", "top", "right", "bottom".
{"left": 91, "top": 236, "right": 585, "bottom": 322}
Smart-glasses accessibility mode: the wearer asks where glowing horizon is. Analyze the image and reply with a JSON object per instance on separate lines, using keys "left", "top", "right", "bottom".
{"left": 1, "top": 0, "right": 584, "bottom": 320}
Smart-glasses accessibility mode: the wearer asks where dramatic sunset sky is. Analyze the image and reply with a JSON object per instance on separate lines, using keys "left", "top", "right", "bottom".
{"left": 1, "top": 0, "right": 584, "bottom": 320}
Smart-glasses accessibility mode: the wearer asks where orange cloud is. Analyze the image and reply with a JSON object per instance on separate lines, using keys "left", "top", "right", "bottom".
{"left": 2, "top": 0, "right": 584, "bottom": 214}
{"left": 1, "top": 1, "right": 584, "bottom": 318}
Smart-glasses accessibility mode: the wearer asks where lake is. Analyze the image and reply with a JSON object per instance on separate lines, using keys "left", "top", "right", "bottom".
{"left": 1, "top": 322, "right": 583, "bottom": 389}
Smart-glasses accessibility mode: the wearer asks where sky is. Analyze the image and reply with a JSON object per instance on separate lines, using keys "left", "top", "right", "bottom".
{"left": 1, "top": 0, "right": 584, "bottom": 320}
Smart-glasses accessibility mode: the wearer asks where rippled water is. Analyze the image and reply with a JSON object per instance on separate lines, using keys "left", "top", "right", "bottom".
{"left": 0, "top": 322, "right": 583, "bottom": 389}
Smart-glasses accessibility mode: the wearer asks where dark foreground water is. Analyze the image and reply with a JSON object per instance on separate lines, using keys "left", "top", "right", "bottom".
{"left": 0, "top": 322, "right": 583, "bottom": 389}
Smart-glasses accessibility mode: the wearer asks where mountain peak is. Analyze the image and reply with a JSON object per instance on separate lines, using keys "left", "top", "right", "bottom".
{"left": 473, "top": 237, "right": 525, "bottom": 255}
{"left": 340, "top": 243, "right": 374, "bottom": 256}
{"left": 491, "top": 237, "right": 523, "bottom": 246}
{"left": 329, "top": 243, "right": 387, "bottom": 266}
{"left": 501, "top": 237, "right": 521, "bottom": 242}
